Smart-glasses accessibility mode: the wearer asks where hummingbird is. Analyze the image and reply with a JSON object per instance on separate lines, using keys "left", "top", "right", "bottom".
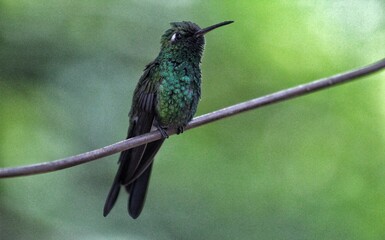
{"left": 103, "top": 20, "right": 234, "bottom": 219}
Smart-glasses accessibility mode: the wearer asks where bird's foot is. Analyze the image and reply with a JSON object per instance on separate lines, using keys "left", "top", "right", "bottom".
{"left": 176, "top": 126, "right": 184, "bottom": 135}
{"left": 157, "top": 126, "right": 169, "bottom": 138}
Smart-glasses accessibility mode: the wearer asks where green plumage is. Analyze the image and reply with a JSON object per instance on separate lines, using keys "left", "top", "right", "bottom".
{"left": 157, "top": 56, "right": 201, "bottom": 128}
{"left": 103, "top": 20, "right": 233, "bottom": 219}
{"left": 156, "top": 22, "right": 203, "bottom": 129}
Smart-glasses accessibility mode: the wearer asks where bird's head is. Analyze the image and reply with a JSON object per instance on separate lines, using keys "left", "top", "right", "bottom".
{"left": 159, "top": 21, "right": 233, "bottom": 58}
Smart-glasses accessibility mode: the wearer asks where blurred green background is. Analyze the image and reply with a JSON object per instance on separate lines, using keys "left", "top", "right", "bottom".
{"left": 1, "top": 0, "right": 385, "bottom": 239}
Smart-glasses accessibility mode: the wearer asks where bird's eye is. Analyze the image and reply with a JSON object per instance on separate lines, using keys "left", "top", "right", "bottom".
{"left": 171, "top": 32, "right": 182, "bottom": 42}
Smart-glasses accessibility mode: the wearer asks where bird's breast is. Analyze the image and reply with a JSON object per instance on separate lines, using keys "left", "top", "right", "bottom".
{"left": 156, "top": 62, "right": 201, "bottom": 128}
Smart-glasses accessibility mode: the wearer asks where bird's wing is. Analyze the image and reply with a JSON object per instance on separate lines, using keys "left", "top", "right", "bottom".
{"left": 103, "top": 61, "right": 161, "bottom": 217}
{"left": 121, "top": 61, "right": 159, "bottom": 183}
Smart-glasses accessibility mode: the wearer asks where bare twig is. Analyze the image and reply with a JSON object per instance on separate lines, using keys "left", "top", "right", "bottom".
{"left": 1, "top": 58, "right": 385, "bottom": 178}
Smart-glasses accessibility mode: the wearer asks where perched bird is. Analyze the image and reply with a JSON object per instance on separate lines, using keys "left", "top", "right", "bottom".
{"left": 103, "top": 20, "right": 234, "bottom": 219}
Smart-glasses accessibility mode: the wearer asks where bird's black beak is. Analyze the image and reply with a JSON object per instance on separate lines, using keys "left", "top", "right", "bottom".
{"left": 194, "top": 21, "right": 234, "bottom": 37}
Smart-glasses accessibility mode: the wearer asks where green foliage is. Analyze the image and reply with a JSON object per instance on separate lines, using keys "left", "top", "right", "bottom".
{"left": 1, "top": 1, "right": 384, "bottom": 239}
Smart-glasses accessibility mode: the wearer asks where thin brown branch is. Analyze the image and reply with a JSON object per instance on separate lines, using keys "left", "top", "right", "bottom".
{"left": 1, "top": 58, "right": 385, "bottom": 178}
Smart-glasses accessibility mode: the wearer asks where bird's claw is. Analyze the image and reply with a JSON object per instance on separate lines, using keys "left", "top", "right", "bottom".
{"left": 158, "top": 127, "right": 169, "bottom": 138}
{"left": 176, "top": 126, "right": 184, "bottom": 135}
{"left": 157, "top": 125, "right": 184, "bottom": 137}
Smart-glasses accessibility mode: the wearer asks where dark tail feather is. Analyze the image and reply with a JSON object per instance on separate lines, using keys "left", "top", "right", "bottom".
{"left": 126, "top": 139, "right": 165, "bottom": 218}
{"left": 103, "top": 177, "right": 121, "bottom": 217}
{"left": 128, "top": 163, "right": 153, "bottom": 219}
{"left": 103, "top": 149, "right": 131, "bottom": 217}
{"left": 104, "top": 133, "right": 164, "bottom": 218}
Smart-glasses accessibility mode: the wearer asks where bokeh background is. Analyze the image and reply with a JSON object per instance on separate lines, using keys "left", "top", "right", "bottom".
{"left": 1, "top": 1, "right": 385, "bottom": 239}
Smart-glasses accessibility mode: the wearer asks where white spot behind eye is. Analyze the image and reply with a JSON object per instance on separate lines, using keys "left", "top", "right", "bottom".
{"left": 171, "top": 33, "right": 177, "bottom": 42}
